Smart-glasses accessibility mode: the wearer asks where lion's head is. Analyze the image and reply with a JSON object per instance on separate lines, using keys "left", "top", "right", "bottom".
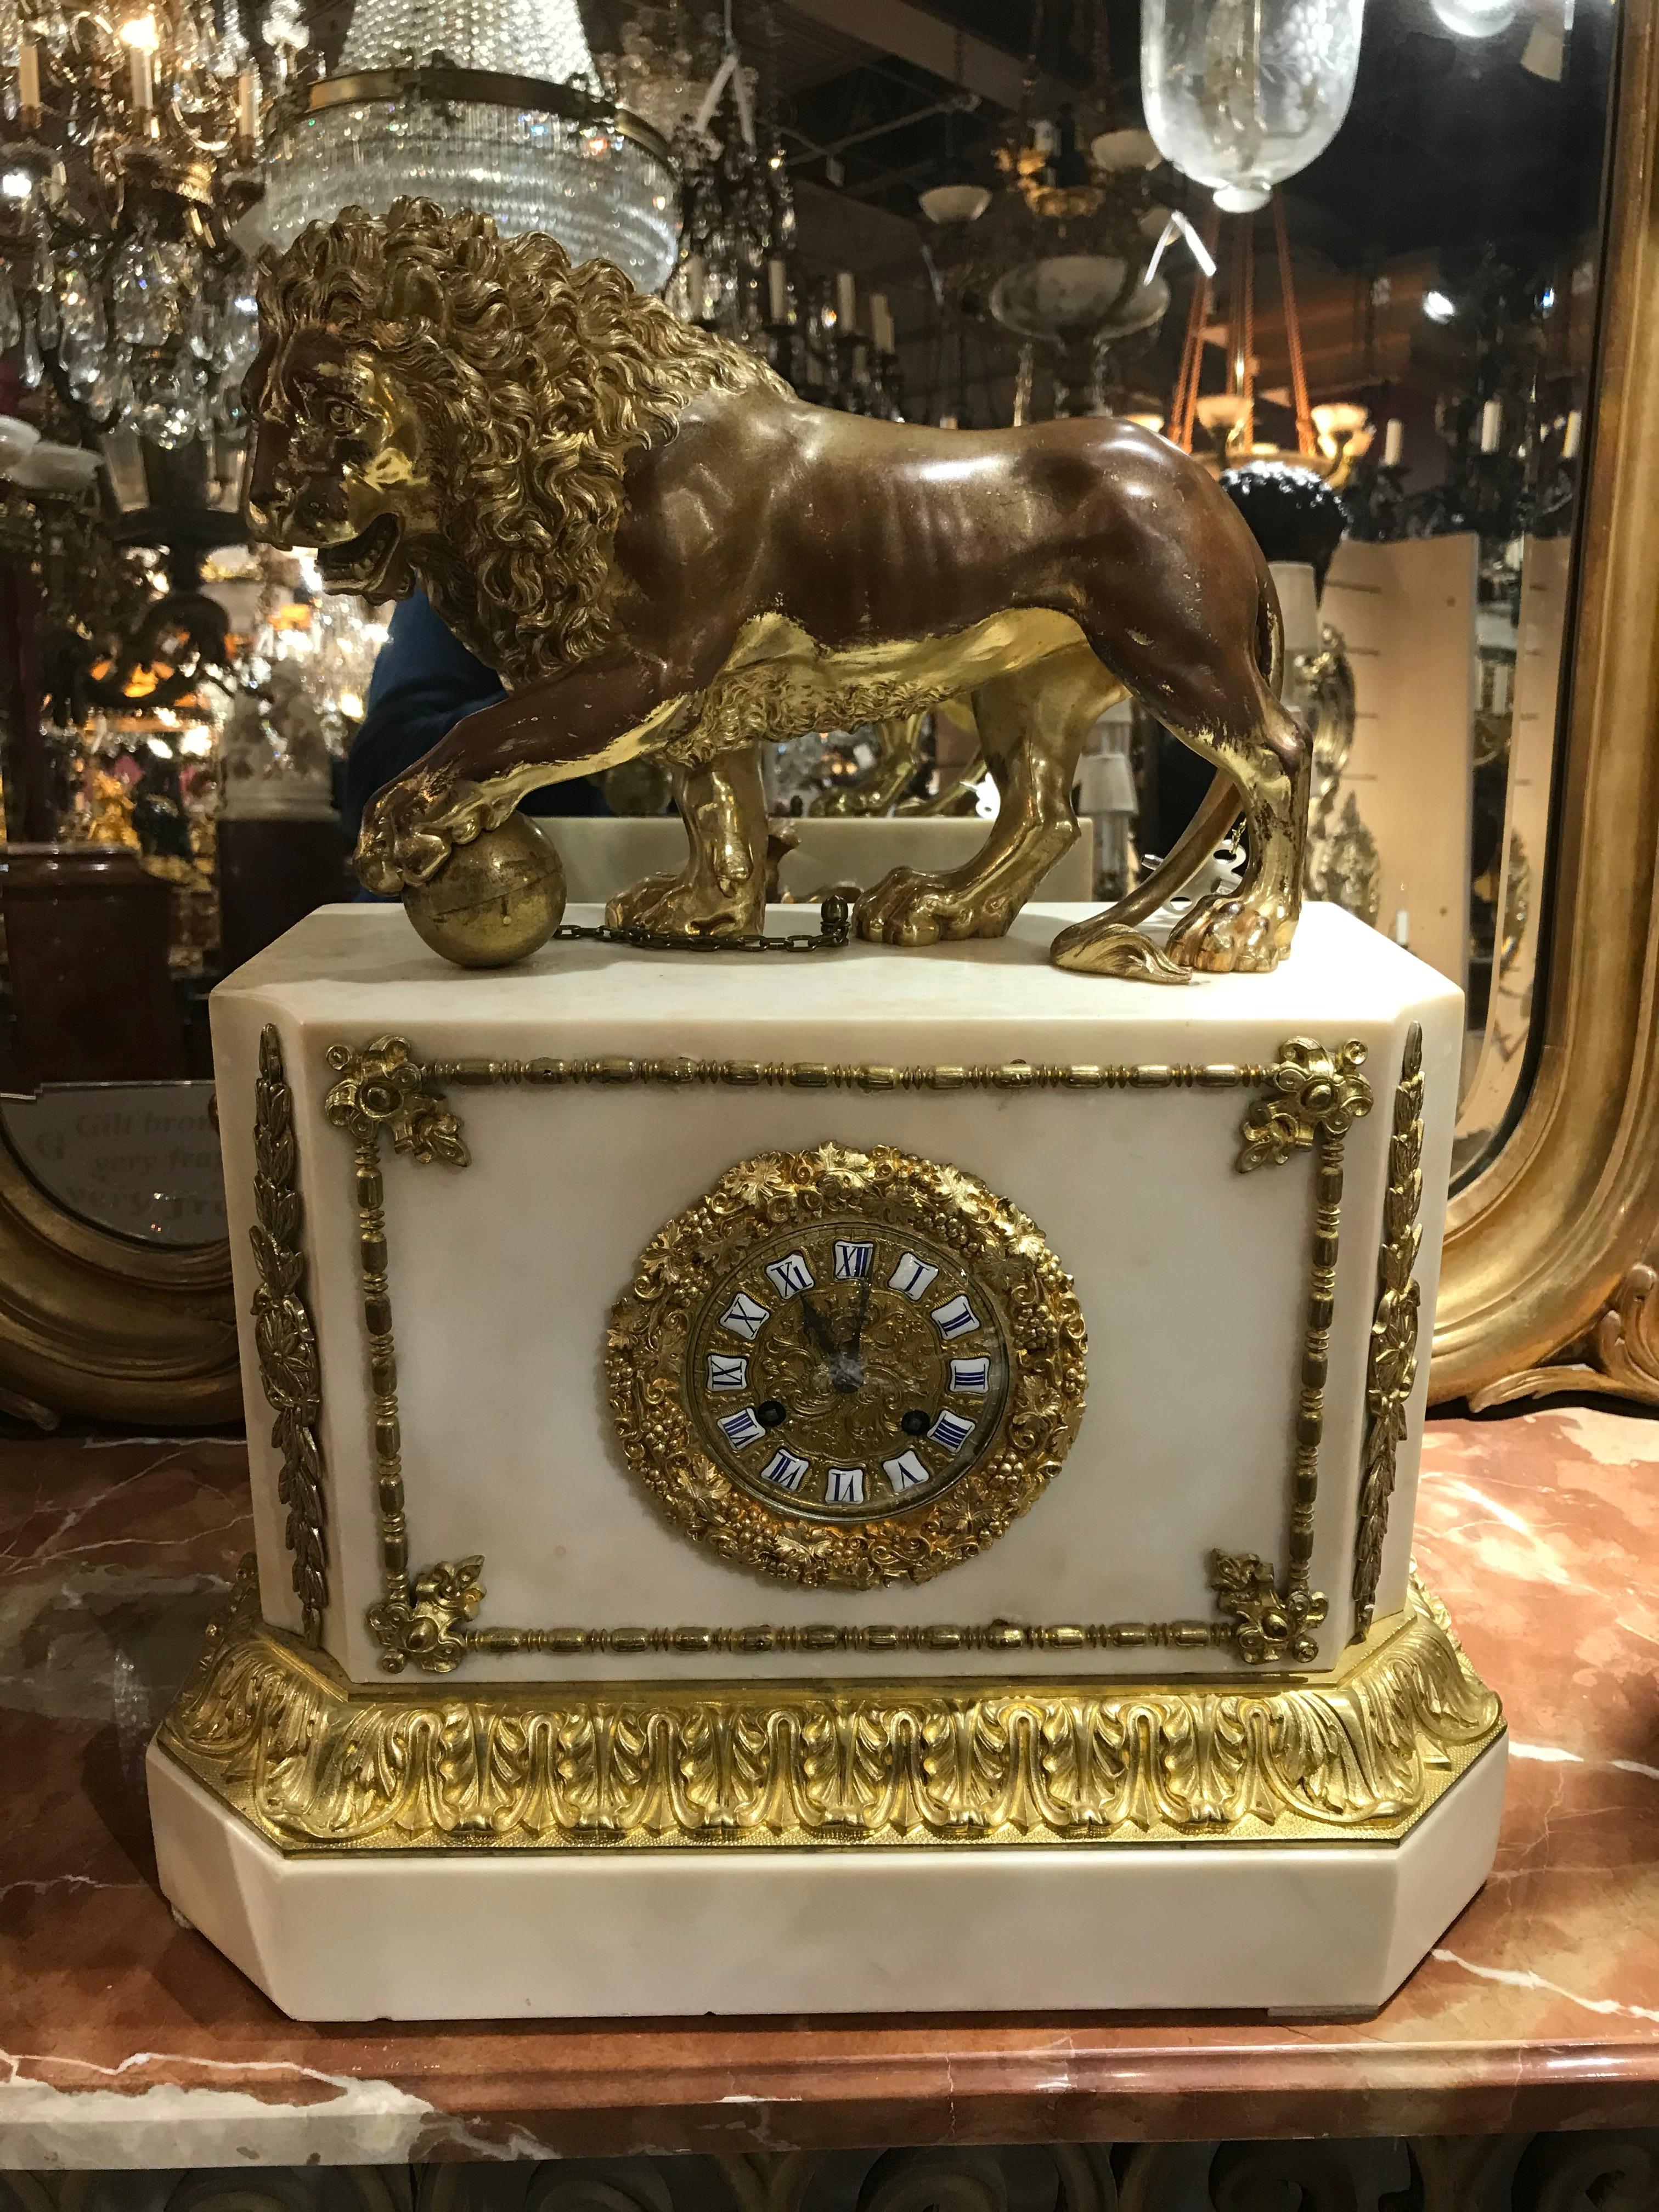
{"left": 244, "top": 197, "right": 786, "bottom": 683}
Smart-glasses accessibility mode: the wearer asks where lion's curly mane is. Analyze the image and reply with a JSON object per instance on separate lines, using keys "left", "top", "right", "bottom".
{"left": 258, "top": 196, "right": 787, "bottom": 682}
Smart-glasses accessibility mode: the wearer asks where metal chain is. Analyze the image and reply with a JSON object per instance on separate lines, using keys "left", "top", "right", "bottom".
{"left": 552, "top": 895, "right": 854, "bottom": 957}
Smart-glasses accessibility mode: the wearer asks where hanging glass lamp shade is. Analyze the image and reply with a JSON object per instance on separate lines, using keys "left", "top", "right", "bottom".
{"left": 262, "top": 0, "right": 678, "bottom": 290}
{"left": 1141, "top": 0, "right": 1365, "bottom": 212}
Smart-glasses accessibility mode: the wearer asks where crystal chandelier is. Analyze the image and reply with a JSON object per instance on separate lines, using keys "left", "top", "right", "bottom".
{"left": 262, "top": 0, "right": 679, "bottom": 292}
{"left": 661, "top": 22, "right": 900, "bottom": 415}
{"left": 0, "top": 0, "right": 264, "bottom": 447}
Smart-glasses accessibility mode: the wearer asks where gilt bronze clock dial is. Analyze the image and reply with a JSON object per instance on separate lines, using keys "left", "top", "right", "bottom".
{"left": 606, "top": 1142, "right": 1087, "bottom": 1588}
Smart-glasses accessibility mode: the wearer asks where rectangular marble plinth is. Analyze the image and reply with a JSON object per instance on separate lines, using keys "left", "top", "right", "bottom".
{"left": 148, "top": 1735, "right": 1507, "bottom": 2023}
{"left": 212, "top": 902, "right": 1462, "bottom": 1689}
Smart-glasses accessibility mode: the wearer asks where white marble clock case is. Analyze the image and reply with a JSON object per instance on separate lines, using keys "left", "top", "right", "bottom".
{"left": 149, "top": 901, "right": 1506, "bottom": 2021}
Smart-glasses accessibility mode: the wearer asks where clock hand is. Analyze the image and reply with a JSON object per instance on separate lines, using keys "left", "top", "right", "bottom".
{"left": 798, "top": 1294, "right": 836, "bottom": 1357}
{"left": 846, "top": 1276, "right": 873, "bottom": 1356}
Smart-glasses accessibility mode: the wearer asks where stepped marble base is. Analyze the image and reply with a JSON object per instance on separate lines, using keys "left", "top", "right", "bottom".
{"left": 149, "top": 1569, "right": 1507, "bottom": 2023}
{"left": 167, "top": 904, "right": 1503, "bottom": 2023}
{"left": 148, "top": 1733, "right": 1506, "bottom": 2022}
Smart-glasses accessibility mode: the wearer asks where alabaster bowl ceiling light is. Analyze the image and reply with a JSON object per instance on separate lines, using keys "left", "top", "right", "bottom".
{"left": 261, "top": 0, "right": 678, "bottom": 290}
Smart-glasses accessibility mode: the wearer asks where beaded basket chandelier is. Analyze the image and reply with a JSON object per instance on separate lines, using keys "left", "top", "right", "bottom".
{"left": 261, "top": 0, "right": 678, "bottom": 291}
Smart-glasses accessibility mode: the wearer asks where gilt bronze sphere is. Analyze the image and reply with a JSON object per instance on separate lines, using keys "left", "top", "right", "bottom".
{"left": 403, "top": 814, "right": 565, "bottom": 968}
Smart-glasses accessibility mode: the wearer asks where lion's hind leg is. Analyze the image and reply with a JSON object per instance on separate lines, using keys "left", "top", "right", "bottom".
{"left": 1154, "top": 679, "right": 1308, "bottom": 976}
{"left": 606, "top": 743, "right": 769, "bottom": 939}
{"left": 1057, "top": 594, "right": 1308, "bottom": 977}
{"left": 856, "top": 645, "right": 1114, "bottom": 946}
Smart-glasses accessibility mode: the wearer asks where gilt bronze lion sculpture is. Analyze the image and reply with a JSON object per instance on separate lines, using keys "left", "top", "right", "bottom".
{"left": 245, "top": 198, "right": 1308, "bottom": 975}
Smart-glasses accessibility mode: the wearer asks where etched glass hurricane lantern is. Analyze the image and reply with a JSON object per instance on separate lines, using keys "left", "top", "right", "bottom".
{"left": 262, "top": 0, "right": 677, "bottom": 290}
{"left": 1141, "top": 0, "right": 1366, "bottom": 212}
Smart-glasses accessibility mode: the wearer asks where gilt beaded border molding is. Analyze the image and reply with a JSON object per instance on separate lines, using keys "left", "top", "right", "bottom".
{"left": 155, "top": 1558, "right": 1503, "bottom": 1851}
{"left": 310, "top": 1035, "right": 1374, "bottom": 1674}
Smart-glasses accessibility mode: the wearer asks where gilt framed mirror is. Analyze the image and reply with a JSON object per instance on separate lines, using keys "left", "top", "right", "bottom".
{"left": 1432, "top": 0, "right": 1659, "bottom": 1408}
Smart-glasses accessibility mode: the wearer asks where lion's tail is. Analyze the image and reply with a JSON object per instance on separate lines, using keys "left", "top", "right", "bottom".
{"left": 1256, "top": 559, "right": 1284, "bottom": 696}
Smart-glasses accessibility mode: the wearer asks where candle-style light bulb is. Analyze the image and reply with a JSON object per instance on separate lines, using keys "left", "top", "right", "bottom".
{"left": 238, "top": 67, "right": 259, "bottom": 145}
{"left": 18, "top": 38, "right": 40, "bottom": 117}
{"left": 684, "top": 252, "right": 706, "bottom": 321}
{"left": 1383, "top": 417, "right": 1403, "bottom": 469}
{"left": 121, "top": 15, "right": 157, "bottom": 113}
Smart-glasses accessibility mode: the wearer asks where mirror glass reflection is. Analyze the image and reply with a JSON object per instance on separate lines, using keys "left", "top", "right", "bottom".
{"left": 0, "top": 0, "right": 1621, "bottom": 1251}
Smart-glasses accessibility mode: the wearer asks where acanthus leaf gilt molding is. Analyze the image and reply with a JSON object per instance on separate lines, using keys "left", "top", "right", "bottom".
{"left": 155, "top": 1559, "right": 1503, "bottom": 1853}
{"left": 1468, "top": 1254, "right": 1659, "bottom": 1411}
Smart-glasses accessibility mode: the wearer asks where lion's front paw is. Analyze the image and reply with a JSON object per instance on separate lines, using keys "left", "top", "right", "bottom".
{"left": 1165, "top": 891, "right": 1295, "bottom": 974}
{"left": 606, "top": 872, "right": 763, "bottom": 939}
{"left": 356, "top": 768, "right": 500, "bottom": 895}
{"left": 856, "top": 869, "right": 1014, "bottom": 946}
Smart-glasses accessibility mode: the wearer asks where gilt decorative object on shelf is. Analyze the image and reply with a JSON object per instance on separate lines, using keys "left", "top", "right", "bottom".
{"left": 146, "top": 898, "right": 1506, "bottom": 2021}
{"left": 242, "top": 198, "right": 1309, "bottom": 984}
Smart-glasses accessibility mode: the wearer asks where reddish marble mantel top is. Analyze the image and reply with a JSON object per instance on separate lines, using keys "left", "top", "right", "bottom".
{"left": 4, "top": 1407, "right": 1659, "bottom": 2166}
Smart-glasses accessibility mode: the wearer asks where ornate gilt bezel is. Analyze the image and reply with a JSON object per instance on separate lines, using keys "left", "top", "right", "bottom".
{"left": 605, "top": 1142, "right": 1087, "bottom": 1590}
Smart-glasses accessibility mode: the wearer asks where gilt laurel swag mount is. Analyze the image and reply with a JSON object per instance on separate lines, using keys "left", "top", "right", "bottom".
{"left": 244, "top": 197, "right": 1307, "bottom": 982}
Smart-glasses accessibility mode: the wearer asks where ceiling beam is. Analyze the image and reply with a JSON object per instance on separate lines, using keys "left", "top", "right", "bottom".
{"left": 780, "top": 0, "right": 1029, "bottom": 110}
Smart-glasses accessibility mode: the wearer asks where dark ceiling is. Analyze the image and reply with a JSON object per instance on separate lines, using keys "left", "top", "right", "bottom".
{"left": 308, "top": 0, "right": 1614, "bottom": 419}
{"left": 746, "top": 0, "right": 1613, "bottom": 262}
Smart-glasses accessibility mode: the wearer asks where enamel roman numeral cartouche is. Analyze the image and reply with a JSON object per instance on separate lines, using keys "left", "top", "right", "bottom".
{"left": 606, "top": 1141, "right": 1087, "bottom": 1588}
